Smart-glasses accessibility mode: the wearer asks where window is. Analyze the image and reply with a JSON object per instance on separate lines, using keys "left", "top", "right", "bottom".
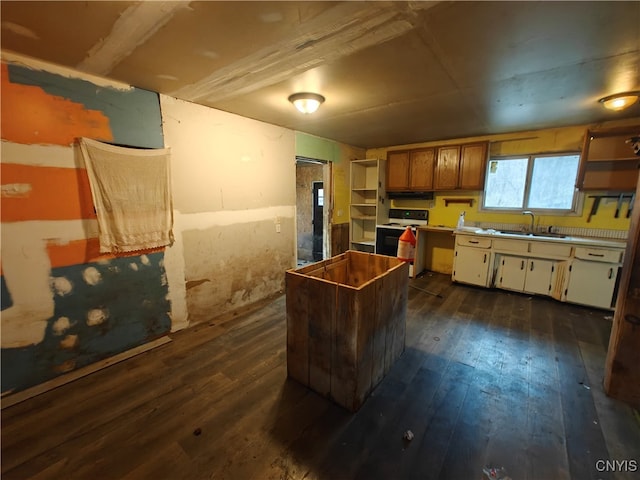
{"left": 482, "top": 153, "right": 580, "bottom": 212}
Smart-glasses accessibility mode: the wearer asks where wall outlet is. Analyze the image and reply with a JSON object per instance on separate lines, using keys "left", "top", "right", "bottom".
{"left": 276, "top": 223, "right": 281, "bottom": 233}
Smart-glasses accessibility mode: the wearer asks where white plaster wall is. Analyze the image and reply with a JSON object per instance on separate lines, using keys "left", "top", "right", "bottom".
{"left": 160, "top": 95, "right": 296, "bottom": 327}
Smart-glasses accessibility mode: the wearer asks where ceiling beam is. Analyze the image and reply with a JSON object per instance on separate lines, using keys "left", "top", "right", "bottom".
{"left": 76, "top": 1, "right": 192, "bottom": 76}
{"left": 171, "top": 1, "right": 440, "bottom": 104}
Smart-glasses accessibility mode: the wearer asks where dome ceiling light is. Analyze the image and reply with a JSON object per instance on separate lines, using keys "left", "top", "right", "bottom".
{"left": 288, "top": 92, "right": 325, "bottom": 114}
{"left": 598, "top": 91, "right": 640, "bottom": 111}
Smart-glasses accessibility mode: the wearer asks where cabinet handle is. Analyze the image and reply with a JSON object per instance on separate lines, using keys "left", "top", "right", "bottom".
{"left": 530, "top": 261, "right": 534, "bottom": 271}
{"left": 608, "top": 267, "right": 613, "bottom": 279}
{"left": 469, "top": 240, "right": 479, "bottom": 244}
{"left": 521, "top": 260, "right": 525, "bottom": 270}
{"left": 588, "top": 253, "right": 605, "bottom": 257}
{"left": 483, "top": 253, "right": 487, "bottom": 263}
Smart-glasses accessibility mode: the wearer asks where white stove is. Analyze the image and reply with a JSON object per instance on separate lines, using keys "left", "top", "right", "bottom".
{"left": 378, "top": 208, "right": 429, "bottom": 230}
{"left": 376, "top": 209, "right": 429, "bottom": 257}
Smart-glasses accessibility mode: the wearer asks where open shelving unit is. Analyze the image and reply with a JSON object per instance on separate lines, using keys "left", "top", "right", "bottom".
{"left": 349, "top": 158, "right": 387, "bottom": 252}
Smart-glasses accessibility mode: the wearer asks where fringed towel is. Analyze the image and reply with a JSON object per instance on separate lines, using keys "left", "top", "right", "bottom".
{"left": 80, "top": 138, "right": 174, "bottom": 253}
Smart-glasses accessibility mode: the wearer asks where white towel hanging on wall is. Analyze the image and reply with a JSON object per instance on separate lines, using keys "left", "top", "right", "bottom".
{"left": 80, "top": 137, "right": 174, "bottom": 253}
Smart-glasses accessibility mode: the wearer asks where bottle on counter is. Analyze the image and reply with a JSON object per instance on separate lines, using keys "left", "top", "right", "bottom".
{"left": 457, "top": 211, "right": 466, "bottom": 229}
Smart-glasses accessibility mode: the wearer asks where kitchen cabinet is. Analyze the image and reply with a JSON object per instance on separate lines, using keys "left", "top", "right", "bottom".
{"left": 434, "top": 146, "right": 460, "bottom": 190}
{"left": 434, "top": 142, "right": 488, "bottom": 191}
{"left": 564, "top": 260, "right": 619, "bottom": 309}
{"left": 452, "top": 235, "right": 492, "bottom": 287}
{"left": 409, "top": 149, "right": 435, "bottom": 190}
{"left": 386, "top": 148, "right": 434, "bottom": 191}
{"left": 564, "top": 246, "right": 623, "bottom": 309}
{"left": 453, "top": 232, "right": 625, "bottom": 310}
{"left": 459, "top": 142, "right": 488, "bottom": 190}
{"left": 350, "top": 158, "right": 387, "bottom": 253}
{"left": 386, "top": 151, "right": 409, "bottom": 190}
{"left": 577, "top": 126, "right": 640, "bottom": 191}
{"left": 497, "top": 256, "right": 554, "bottom": 295}
{"left": 387, "top": 141, "right": 488, "bottom": 192}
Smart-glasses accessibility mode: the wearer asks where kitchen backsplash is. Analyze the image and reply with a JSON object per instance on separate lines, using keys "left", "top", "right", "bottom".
{"left": 469, "top": 222, "right": 628, "bottom": 240}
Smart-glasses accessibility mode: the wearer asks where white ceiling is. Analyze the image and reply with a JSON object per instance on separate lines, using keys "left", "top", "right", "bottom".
{"left": 2, "top": 1, "right": 639, "bottom": 148}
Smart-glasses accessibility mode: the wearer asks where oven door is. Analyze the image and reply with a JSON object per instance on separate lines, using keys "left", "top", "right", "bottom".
{"left": 375, "top": 227, "right": 403, "bottom": 257}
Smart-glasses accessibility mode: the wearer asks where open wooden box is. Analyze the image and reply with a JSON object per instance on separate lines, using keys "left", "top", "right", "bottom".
{"left": 286, "top": 250, "right": 409, "bottom": 411}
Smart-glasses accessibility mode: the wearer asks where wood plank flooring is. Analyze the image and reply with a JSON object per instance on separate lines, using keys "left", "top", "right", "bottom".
{"left": 2, "top": 273, "right": 639, "bottom": 480}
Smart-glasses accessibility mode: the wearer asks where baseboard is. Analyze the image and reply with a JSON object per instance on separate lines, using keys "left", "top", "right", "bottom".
{"left": 1, "top": 336, "right": 172, "bottom": 409}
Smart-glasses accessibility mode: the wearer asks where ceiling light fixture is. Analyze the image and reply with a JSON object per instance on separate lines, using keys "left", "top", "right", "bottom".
{"left": 598, "top": 91, "right": 640, "bottom": 111}
{"left": 288, "top": 92, "right": 325, "bottom": 114}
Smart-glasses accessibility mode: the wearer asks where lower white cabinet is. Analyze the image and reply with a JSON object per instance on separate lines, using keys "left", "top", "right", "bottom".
{"left": 524, "top": 258, "right": 555, "bottom": 295}
{"left": 497, "top": 256, "right": 554, "bottom": 295}
{"left": 564, "top": 259, "right": 619, "bottom": 309}
{"left": 453, "top": 233, "right": 624, "bottom": 310}
{"left": 453, "top": 245, "right": 491, "bottom": 287}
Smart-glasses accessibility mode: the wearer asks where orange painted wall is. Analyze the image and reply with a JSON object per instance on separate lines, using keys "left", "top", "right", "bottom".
{"left": 0, "top": 64, "right": 113, "bottom": 146}
{"left": 0, "top": 163, "right": 96, "bottom": 222}
{"left": 46, "top": 238, "right": 164, "bottom": 268}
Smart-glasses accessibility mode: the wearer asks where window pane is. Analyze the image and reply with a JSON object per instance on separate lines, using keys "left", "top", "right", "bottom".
{"left": 527, "top": 155, "right": 579, "bottom": 209}
{"left": 483, "top": 158, "right": 528, "bottom": 208}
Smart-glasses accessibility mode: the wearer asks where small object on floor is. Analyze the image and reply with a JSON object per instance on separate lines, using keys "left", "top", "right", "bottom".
{"left": 193, "top": 427, "right": 202, "bottom": 436}
{"left": 403, "top": 430, "right": 414, "bottom": 441}
{"left": 482, "top": 466, "right": 512, "bottom": 480}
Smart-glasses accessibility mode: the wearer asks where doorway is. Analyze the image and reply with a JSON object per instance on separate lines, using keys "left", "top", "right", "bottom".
{"left": 295, "top": 157, "right": 331, "bottom": 266}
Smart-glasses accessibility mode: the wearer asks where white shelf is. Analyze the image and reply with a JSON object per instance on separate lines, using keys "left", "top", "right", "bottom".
{"left": 350, "top": 158, "right": 387, "bottom": 254}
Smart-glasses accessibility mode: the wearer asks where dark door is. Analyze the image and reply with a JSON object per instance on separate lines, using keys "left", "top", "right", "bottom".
{"left": 312, "top": 182, "right": 324, "bottom": 261}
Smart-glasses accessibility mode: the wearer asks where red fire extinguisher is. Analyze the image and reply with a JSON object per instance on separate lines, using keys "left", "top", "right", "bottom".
{"left": 397, "top": 227, "right": 416, "bottom": 263}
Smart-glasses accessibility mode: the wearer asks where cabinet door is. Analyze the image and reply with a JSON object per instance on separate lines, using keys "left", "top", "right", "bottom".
{"left": 497, "top": 256, "right": 527, "bottom": 291}
{"left": 524, "top": 259, "right": 554, "bottom": 295}
{"left": 387, "top": 151, "right": 409, "bottom": 190}
{"left": 434, "top": 146, "right": 460, "bottom": 190}
{"left": 453, "top": 246, "right": 490, "bottom": 287}
{"left": 565, "top": 260, "right": 619, "bottom": 309}
{"left": 459, "top": 142, "right": 487, "bottom": 190}
{"left": 409, "top": 148, "right": 435, "bottom": 190}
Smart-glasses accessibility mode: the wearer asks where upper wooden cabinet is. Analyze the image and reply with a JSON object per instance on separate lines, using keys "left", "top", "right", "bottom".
{"left": 387, "top": 151, "right": 410, "bottom": 190}
{"left": 387, "top": 141, "right": 488, "bottom": 192}
{"left": 434, "top": 142, "right": 488, "bottom": 190}
{"left": 434, "top": 146, "right": 460, "bottom": 190}
{"left": 409, "top": 148, "right": 435, "bottom": 190}
{"left": 386, "top": 148, "right": 435, "bottom": 191}
{"left": 577, "top": 126, "right": 640, "bottom": 191}
{"left": 459, "top": 142, "right": 488, "bottom": 190}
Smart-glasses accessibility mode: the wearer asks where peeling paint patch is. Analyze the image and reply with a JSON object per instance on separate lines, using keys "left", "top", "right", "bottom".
{"left": 59, "top": 335, "right": 79, "bottom": 349}
{"left": 0, "top": 163, "right": 95, "bottom": 222}
{"left": 87, "top": 308, "right": 109, "bottom": 326}
{"left": 51, "top": 277, "right": 73, "bottom": 296}
{"left": 52, "top": 316, "right": 73, "bottom": 336}
{"left": 82, "top": 266, "right": 102, "bottom": 285}
{"left": 1, "top": 182, "right": 32, "bottom": 197}
{"left": 186, "top": 278, "right": 210, "bottom": 290}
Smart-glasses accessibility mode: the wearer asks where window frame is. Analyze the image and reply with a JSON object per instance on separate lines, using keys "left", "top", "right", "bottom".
{"left": 480, "top": 151, "right": 583, "bottom": 215}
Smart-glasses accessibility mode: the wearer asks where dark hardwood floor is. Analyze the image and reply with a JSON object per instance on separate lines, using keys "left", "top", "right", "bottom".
{"left": 2, "top": 273, "right": 639, "bottom": 480}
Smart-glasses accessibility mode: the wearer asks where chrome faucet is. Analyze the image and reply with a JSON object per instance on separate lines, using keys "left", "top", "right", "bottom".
{"left": 522, "top": 210, "right": 535, "bottom": 233}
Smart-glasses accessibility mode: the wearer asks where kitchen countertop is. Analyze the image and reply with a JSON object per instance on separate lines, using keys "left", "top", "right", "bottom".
{"left": 451, "top": 228, "right": 627, "bottom": 249}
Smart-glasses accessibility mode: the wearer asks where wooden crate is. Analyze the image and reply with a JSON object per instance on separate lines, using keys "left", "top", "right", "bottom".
{"left": 286, "top": 250, "right": 409, "bottom": 411}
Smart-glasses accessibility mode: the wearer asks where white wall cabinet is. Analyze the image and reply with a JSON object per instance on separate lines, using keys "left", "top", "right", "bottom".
{"left": 350, "top": 158, "right": 387, "bottom": 252}
{"left": 452, "top": 236, "right": 492, "bottom": 287}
